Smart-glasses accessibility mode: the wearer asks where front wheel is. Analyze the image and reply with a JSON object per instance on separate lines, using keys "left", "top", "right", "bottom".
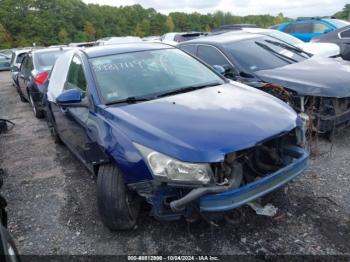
{"left": 97, "top": 164, "right": 140, "bottom": 230}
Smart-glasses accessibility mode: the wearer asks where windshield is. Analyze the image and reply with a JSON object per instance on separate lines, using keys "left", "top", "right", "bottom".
{"left": 323, "top": 19, "right": 350, "bottom": 28}
{"left": 266, "top": 30, "right": 303, "bottom": 46}
{"left": 225, "top": 36, "right": 307, "bottom": 72}
{"left": 34, "top": 50, "right": 66, "bottom": 71}
{"left": 90, "top": 48, "right": 224, "bottom": 104}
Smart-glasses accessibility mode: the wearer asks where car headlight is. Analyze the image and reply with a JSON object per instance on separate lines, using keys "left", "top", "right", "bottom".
{"left": 134, "top": 143, "right": 212, "bottom": 184}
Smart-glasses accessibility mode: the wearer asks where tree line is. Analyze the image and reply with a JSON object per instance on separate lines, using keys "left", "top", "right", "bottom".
{"left": 0, "top": 0, "right": 348, "bottom": 48}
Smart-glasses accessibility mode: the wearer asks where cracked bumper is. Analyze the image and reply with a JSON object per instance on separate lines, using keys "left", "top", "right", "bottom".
{"left": 200, "top": 146, "right": 309, "bottom": 212}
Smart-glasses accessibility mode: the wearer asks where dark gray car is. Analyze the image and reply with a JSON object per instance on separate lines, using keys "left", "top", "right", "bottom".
{"left": 312, "top": 25, "right": 350, "bottom": 61}
{"left": 178, "top": 31, "right": 350, "bottom": 137}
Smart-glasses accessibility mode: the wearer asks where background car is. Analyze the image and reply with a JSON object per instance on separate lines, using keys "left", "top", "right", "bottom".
{"left": 274, "top": 17, "right": 350, "bottom": 42}
{"left": 96, "top": 36, "right": 142, "bottom": 45}
{"left": 311, "top": 24, "right": 350, "bottom": 61}
{"left": 160, "top": 32, "right": 205, "bottom": 45}
{"left": 239, "top": 28, "right": 340, "bottom": 57}
{"left": 0, "top": 54, "right": 11, "bottom": 71}
{"left": 179, "top": 31, "right": 350, "bottom": 137}
{"left": 142, "top": 36, "right": 161, "bottom": 42}
{"left": 15, "top": 47, "right": 71, "bottom": 118}
{"left": 0, "top": 49, "right": 12, "bottom": 57}
{"left": 10, "top": 48, "right": 30, "bottom": 87}
{"left": 44, "top": 43, "right": 308, "bottom": 230}
{"left": 211, "top": 24, "right": 258, "bottom": 35}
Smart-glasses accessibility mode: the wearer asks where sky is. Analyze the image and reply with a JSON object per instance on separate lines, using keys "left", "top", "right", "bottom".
{"left": 82, "top": 0, "right": 348, "bottom": 18}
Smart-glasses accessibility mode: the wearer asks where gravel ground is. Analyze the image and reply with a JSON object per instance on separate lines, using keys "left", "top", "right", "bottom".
{"left": 0, "top": 71, "right": 349, "bottom": 256}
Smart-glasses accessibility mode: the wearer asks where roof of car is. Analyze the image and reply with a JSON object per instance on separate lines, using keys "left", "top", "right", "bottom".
{"left": 82, "top": 42, "right": 174, "bottom": 58}
{"left": 31, "top": 47, "right": 74, "bottom": 55}
{"left": 180, "top": 31, "right": 263, "bottom": 45}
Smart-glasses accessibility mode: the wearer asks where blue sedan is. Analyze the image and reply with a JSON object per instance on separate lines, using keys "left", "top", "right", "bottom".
{"left": 44, "top": 43, "right": 309, "bottom": 230}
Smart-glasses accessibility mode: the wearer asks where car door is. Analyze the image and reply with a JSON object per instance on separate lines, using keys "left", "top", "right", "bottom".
{"left": 337, "top": 28, "right": 350, "bottom": 60}
{"left": 52, "top": 55, "right": 91, "bottom": 163}
{"left": 17, "top": 55, "right": 30, "bottom": 99}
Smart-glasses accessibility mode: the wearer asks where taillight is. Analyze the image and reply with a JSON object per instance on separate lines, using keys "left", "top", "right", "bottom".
{"left": 34, "top": 72, "right": 49, "bottom": 85}
{"left": 310, "top": 38, "right": 319, "bottom": 43}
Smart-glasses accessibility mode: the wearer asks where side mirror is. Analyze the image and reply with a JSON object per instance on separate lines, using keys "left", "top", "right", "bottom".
{"left": 11, "top": 66, "right": 19, "bottom": 72}
{"left": 56, "top": 88, "right": 87, "bottom": 107}
{"left": 212, "top": 65, "right": 226, "bottom": 75}
{"left": 323, "top": 28, "right": 332, "bottom": 34}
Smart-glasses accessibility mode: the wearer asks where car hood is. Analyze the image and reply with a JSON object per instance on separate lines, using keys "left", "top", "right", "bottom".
{"left": 104, "top": 83, "right": 297, "bottom": 163}
{"left": 296, "top": 42, "right": 340, "bottom": 57}
{"left": 255, "top": 56, "right": 350, "bottom": 98}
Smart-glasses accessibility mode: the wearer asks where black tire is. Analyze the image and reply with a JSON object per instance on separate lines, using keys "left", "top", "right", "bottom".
{"left": 97, "top": 164, "right": 140, "bottom": 230}
{"left": 29, "top": 92, "right": 44, "bottom": 119}
{"left": 19, "top": 91, "right": 27, "bottom": 102}
{"left": 46, "top": 112, "right": 62, "bottom": 144}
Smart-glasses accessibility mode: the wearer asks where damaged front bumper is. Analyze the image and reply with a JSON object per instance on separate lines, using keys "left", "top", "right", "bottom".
{"left": 133, "top": 146, "right": 308, "bottom": 221}
{"left": 199, "top": 146, "right": 308, "bottom": 212}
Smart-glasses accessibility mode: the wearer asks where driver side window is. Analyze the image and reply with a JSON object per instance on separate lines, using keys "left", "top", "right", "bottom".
{"left": 66, "top": 56, "right": 87, "bottom": 97}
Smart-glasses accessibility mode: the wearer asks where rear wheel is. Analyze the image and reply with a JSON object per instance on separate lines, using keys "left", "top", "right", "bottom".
{"left": 18, "top": 90, "right": 27, "bottom": 102}
{"left": 97, "top": 164, "right": 140, "bottom": 230}
{"left": 29, "top": 92, "right": 44, "bottom": 119}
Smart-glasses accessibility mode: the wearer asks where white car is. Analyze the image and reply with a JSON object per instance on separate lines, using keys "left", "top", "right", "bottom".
{"left": 240, "top": 28, "right": 340, "bottom": 58}
{"left": 161, "top": 32, "right": 205, "bottom": 46}
{"left": 96, "top": 36, "right": 142, "bottom": 46}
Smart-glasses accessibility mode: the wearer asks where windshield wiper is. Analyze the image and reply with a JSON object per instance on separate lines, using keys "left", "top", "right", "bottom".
{"left": 157, "top": 82, "right": 222, "bottom": 98}
{"left": 255, "top": 41, "right": 297, "bottom": 63}
{"left": 265, "top": 39, "right": 312, "bottom": 58}
{"left": 106, "top": 96, "right": 152, "bottom": 105}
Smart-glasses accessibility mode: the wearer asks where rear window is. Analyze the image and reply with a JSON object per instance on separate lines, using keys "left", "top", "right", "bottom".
{"left": 284, "top": 22, "right": 313, "bottom": 33}
{"left": 267, "top": 31, "right": 303, "bottom": 46}
{"left": 225, "top": 36, "right": 307, "bottom": 72}
{"left": 33, "top": 50, "right": 66, "bottom": 71}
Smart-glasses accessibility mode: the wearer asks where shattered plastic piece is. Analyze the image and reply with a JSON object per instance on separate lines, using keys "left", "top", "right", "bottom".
{"left": 248, "top": 201, "right": 278, "bottom": 217}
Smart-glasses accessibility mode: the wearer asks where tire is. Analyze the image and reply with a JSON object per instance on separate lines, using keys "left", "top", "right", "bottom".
{"left": 19, "top": 91, "right": 27, "bottom": 102}
{"left": 29, "top": 92, "right": 44, "bottom": 119}
{"left": 46, "top": 111, "right": 62, "bottom": 144}
{"left": 97, "top": 164, "right": 140, "bottom": 230}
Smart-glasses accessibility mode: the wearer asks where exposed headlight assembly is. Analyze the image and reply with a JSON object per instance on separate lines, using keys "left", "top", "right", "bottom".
{"left": 134, "top": 143, "right": 213, "bottom": 185}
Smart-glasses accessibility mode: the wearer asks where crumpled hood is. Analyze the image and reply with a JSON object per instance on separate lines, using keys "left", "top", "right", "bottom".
{"left": 255, "top": 56, "right": 350, "bottom": 98}
{"left": 105, "top": 83, "right": 297, "bottom": 163}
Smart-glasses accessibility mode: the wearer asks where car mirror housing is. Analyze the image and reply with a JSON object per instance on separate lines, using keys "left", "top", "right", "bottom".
{"left": 213, "top": 64, "right": 237, "bottom": 80}
{"left": 212, "top": 65, "right": 226, "bottom": 75}
{"left": 10, "top": 66, "right": 18, "bottom": 72}
{"left": 56, "top": 88, "right": 87, "bottom": 107}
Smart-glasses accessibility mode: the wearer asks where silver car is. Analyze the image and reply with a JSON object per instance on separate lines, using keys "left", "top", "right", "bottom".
{"left": 9, "top": 49, "right": 30, "bottom": 87}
